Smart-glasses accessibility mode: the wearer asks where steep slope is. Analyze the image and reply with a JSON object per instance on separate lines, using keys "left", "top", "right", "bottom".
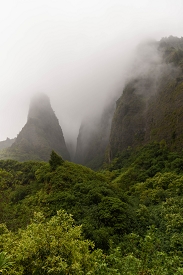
{"left": 108, "top": 36, "right": 183, "bottom": 161}
{"left": 74, "top": 102, "right": 115, "bottom": 169}
{"left": 0, "top": 93, "right": 70, "bottom": 161}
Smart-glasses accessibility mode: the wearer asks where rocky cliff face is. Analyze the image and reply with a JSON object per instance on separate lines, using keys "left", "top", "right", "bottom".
{"left": 108, "top": 36, "right": 183, "bottom": 161}
{"left": 0, "top": 93, "right": 70, "bottom": 161}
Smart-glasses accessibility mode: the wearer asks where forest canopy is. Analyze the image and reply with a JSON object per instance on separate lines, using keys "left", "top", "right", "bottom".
{"left": 1, "top": 144, "right": 183, "bottom": 274}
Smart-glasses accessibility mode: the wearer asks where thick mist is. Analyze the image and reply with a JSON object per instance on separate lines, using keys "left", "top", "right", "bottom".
{"left": 125, "top": 40, "right": 181, "bottom": 98}
{"left": 0, "top": 0, "right": 183, "bottom": 150}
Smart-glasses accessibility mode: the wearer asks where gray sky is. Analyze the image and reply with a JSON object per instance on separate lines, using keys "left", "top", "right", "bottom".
{"left": 0, "top": 0, "right": 183, "bottom": 145}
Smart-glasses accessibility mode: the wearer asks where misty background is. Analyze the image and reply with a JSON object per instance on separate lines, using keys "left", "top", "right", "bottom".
{"left": 1, "top": 0, "right": 183, "bottom": 151}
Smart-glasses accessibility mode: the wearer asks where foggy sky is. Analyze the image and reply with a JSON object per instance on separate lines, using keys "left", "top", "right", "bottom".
{"left": 1, "top": 0, "right": 183, "bottom": 148}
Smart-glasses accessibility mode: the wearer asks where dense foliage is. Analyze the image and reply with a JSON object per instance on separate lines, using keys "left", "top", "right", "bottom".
{"left": 1, "top": 146, "right": 183, "bottom": 273}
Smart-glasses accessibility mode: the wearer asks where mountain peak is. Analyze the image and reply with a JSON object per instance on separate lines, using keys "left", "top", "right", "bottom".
{"left": 28, "top": 93, "right": 51, "bottom": 121}
{"left": 0, "top": 93, "right": 70, "bottom": 161}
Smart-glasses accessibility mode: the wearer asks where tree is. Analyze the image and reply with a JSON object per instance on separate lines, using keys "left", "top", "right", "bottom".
{"left": 49, "top": 150, "right": 64, "bottom": 171}
{"left": 0, "top": 210, "right": 108, "bottom": 275}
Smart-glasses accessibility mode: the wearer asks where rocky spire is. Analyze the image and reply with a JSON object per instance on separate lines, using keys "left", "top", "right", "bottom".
{"left": 8, "top": 93, "right": 70, "bottom": 161}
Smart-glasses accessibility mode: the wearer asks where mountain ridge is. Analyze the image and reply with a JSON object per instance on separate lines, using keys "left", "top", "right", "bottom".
{"left": 107, "top": 36, "right": 183, "bottom": 162}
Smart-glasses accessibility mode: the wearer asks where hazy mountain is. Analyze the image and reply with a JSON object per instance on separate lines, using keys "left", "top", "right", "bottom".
{"left": 0, "top": 93, "right": 70, "bottom": 161}
{"left": 74, "top": 102, "right": 115, "bottom": 169}
{"left": 73, "top": 36, "right": 183, "bottom": 169}
{"left": 0, "top": 137, "right": 16, "bottom": 150}
{"left": 108, "top": 36, "right": 183, "bottom": 161}
{"left": 1, "top": 36, "right": 183, "bottom": 167}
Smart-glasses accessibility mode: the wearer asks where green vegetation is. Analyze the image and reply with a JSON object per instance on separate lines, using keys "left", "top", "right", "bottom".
{"left": 1, "top": 143, "right": 183, "bottom": 273}
{"left": 49, "top": 150, "right": 64, "bottom": 170}
{"left": 2, "top": 36, "right": 183, "bottom": 273}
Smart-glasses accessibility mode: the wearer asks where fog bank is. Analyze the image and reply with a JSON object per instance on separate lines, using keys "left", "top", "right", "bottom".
{"left": 0, "top": 0, "right": 183, "bottom": 149}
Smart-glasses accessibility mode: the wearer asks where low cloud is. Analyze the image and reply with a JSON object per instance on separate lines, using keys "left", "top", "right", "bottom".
{"left": 0, "top": 0, "right": 183, "bottom": 150}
